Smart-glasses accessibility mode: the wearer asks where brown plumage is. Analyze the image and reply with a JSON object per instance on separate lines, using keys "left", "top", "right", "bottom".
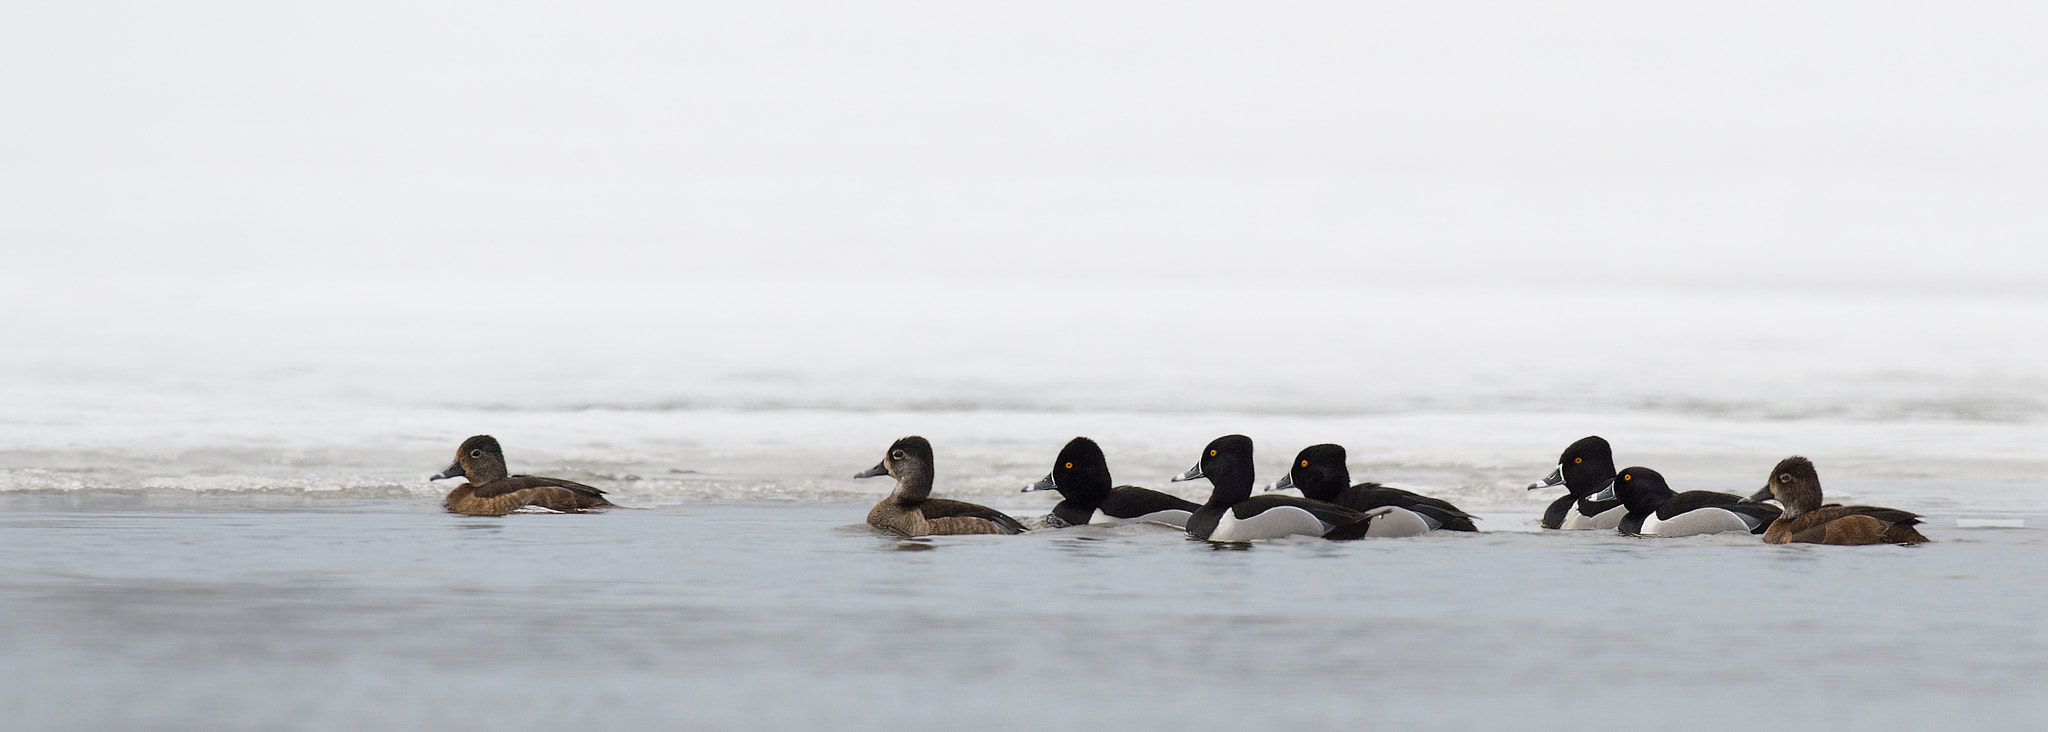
{"left": 432, "top": 435, "right": 614, "bottom": 516}
{"left": 857, "top": 436, "right": 1025, "bottom": 537}
{"left": 1751, "top": 456, "right": 1929, "bottom": 546}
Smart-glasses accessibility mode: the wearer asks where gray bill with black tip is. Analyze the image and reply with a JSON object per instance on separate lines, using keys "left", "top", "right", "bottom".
{"left": 1023, "top": 473, "right": 1057, "bottom": 492}
{"left": 854, "top": 462, "right": 888, "bottom": 479}
{"left": 1171, "top": 463, "right": 1204, "bottom": 482}
{"left": 1265, "top": 473, "right": 1296, "bottom": 493}
{"left": 432, "top": 462, "right": 464, "bottom": 481}
{"left": 1526, "top": 465, "right": 1564, "bottom": 491}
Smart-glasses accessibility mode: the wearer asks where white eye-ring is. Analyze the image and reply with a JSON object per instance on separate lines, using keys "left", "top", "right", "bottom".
{"left": 891, "top": 450, "right": 907, "bottom": 461}
{"left": 469, "top": 449, "right": 484, "bottom": 459}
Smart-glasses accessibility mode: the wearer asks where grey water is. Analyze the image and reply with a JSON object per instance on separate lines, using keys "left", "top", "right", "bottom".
{"left": 3, "top": 495, "right": 2043, "bottom": 731}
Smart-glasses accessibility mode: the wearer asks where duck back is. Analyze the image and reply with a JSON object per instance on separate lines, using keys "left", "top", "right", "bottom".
{"left": 1764, "top": 505, "right": 1929, "bottom": 545}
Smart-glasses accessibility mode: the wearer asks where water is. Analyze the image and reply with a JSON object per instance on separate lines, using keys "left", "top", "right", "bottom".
{"left": 3, "top": 496, "right": 2042, "bottom": 731}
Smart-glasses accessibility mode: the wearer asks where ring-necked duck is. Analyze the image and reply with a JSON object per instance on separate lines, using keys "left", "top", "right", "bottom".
{"left": 1024, "top": 437, "right": 1199, "bottom": 529}
{"left": 431, "top": 435, "right": 614, "bottom": 516}
{"left": 1743, "top": 456, "right": 1929, "bottom": 545}
{"left": 1612, "top": 466, "right": 1780, "bottom": 537}
{"left": 1176, "top": 435, "right": 1414, "bottom": 541}
{"left": 1266, "top": 443, "right": 1478, "bottom": 534}
{"left": 857, "top": 436, "right": 1026, "bottom": 537}
{"left": 1528, "top": 436, "right": 1627, "bottom": 530}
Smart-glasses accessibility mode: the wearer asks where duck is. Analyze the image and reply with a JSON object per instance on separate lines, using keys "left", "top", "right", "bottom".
{"left": 1612, "top": 466, "right": 1781, "bottom": 537}
{"left": 1743, "top": 456, "right": 1929, "bottom": 545}
{"left": 1176, "top": 435, "right": 1409, "bottom": 541}
{"left": 856, "top": 436, "right": 1026, "bottom": 537}
{"left": 1265, "top": 443, "right": 1478, "bottom": 533}
{"left": 1024, "top": 436, "right": 1200, "bottom": 529}
{"left": 1527, "top": 435, "right": 1627, "bottom": 530}
{"left": 430, "top": 435, "right": 614, "bottom": 516}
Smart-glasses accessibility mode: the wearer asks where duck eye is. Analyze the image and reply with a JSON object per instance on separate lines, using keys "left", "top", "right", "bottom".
{"left": 1063, "top": 462, "right": 1073, "bottom": 469}
{"left": 1778, "top": 473, "right": 1792, "bottom": 483}
{"left": 891, "top": 450, "right": 907, "bottom": 461}
{"left": 1299, "top": 460, "right": 1308, "bottom": 467}
{"left": 1209, "top": 450, "right": 1217, "bottom": 457}
{"left": 1622, "top": 474, "right": 1632, "bottom": 481}
{"left": 1573, "top": 457, "right": 1582, "bottom": 464}
{"left": 468, "top": 449, "right": 483, "bottom": 459}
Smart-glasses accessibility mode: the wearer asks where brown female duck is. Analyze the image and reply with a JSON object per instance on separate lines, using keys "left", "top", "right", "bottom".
{"left": 856, "top": 436, "right": 1025, "bottom": 537}
{"left": 431, "top": 435, "right": 614, "bottom": 516}
{"left": 1745, "top": 456, "right": 1928, "bottom": 545}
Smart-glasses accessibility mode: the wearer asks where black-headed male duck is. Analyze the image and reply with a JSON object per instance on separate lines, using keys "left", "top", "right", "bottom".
{"left": 1527, "top": 435, "right": 1627, "bottom": 530}
{"left": 1025, "top": 436, "right": 1200, "bottom": 529}
{"left": 1267, "top": 443, "right": 1478, "bottom": 534}
{"left": 1612, "top": 466, "right": 1780, "bottom": 537}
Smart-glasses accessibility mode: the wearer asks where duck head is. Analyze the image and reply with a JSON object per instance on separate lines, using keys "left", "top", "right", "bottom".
{"left": 1024, "top": 437, "right": 1113, "bottom": 505}
{"left": 1613, "top": 466, "right": 1674, "bottom": 514}
{"left": 1174, "top": 434, "right": 1255, "bottom": 504}
{"left": 1528, "top": 435, "right": 1618, "bottom": 500}
{"left": 1747, "top": 456, "right": 1822, "bottom": 517}
{"left": 433, "top": 435, "right": 508, "bottom": 483}
{"left": 856, "top": 436, "right": 936, "bottom": 498}
{"left": 1268, "top": 443, "right": 1349, "bottom": 503}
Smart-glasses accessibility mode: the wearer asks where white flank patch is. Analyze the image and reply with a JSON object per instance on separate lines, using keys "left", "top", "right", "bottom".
{"left": 1560, "top": 503, "right": 1627, "bottom": 530}
{"left": 1096, "top": 509, "right": 1193, "bottom": 529}
{"left": 1364, "top": 507, "right": 1432, "bottom": 538}
{"left": 1641, "top": 508, "right": 1752, "bottom": 537}
{"left": 1209, "top": 506, "right": 1327, "bottom": 542}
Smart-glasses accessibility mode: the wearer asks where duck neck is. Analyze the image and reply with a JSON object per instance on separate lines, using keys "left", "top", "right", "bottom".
{"left": 1050, "top": 501, "right": 1094, "bottom": 527}
{"left": 467, "top": 457, "right": 509, "bottom": 483}
{"left": 1205, "top": 475, "right": 1255, "bottom": 508}
{"left": 1781, "top": 491, "right": 1821, "bottom": 518}
{"left": 890, "top": 464, "right": 935, "bottom": 504}
{"left": 1299, "top": 465, "right": 1349, "bottom": 502}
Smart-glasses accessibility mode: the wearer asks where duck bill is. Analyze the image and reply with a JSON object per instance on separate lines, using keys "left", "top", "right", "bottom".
{"left": 1526, "top": 465, "right": 1564, "bottom": 491}
{"left": 1265, "top": 473, "right": 1295, "bottom": 493}
{"left": 431, "top": 462, "right": 464, "bottom": 481}
{"left": 1170, "top": 463, "right": 1204, "bottom": 482}
{"left": 1585, "top": 483, "right": 1618, "bottom": 502}
{"left": 1740, "top": 485, "right": 1775, "bottom": 504}
{"left": 854, "top": 462, "right": 888, "bottom": 479}
{"left": 1023, "top": 473, "right": 1057, "bottom": 492}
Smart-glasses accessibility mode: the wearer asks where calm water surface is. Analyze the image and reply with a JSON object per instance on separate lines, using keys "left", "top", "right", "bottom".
{"left": 2, "top": 495, "right": 2040, "bottom": 731}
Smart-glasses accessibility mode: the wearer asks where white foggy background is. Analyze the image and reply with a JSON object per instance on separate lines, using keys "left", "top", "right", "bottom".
{"left": 3, "top": 1, "right": 2047, "bottom": 496}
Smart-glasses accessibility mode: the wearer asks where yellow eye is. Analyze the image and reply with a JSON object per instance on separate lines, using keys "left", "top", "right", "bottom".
{"left": 1622, "top": 474, "right": 1632, "bottom": 481}
{"left": 1063, "top": 462, "right": 1072, "bottom": 469}
{"left": 1573, "top": 457, "right": 1582, "bottom": 464}
{"left": 1300, "top": 460, "right": 1308, "bottom": 467}
{"left": 1209, "top": 450, "right": 1217, "bottom": 457}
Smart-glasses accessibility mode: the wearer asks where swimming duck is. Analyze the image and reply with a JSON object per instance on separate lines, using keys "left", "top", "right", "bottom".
{"left": 1176, "top": 435, "right": 1408, "bottom": 541}
{"left": 1612, "top": 466, "right": 1781, "bottom": 537}
{"left": 431, "top": 435, "right": 614, "bottom": 516}
{"left": 1743, "top": 456, "right": 1929, "bottom": 545}
{"left": 1266, "top": 443, "right": 1479, "bottom": 533}
{"left": 1527, "top": 435, "right": 1627, "bottom": 530}
{"left": 856, "top": 436, "right": 1026, "bottom": 537}
{"left": 1024, "top": 436, "right": 1200, "bottom": 529}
